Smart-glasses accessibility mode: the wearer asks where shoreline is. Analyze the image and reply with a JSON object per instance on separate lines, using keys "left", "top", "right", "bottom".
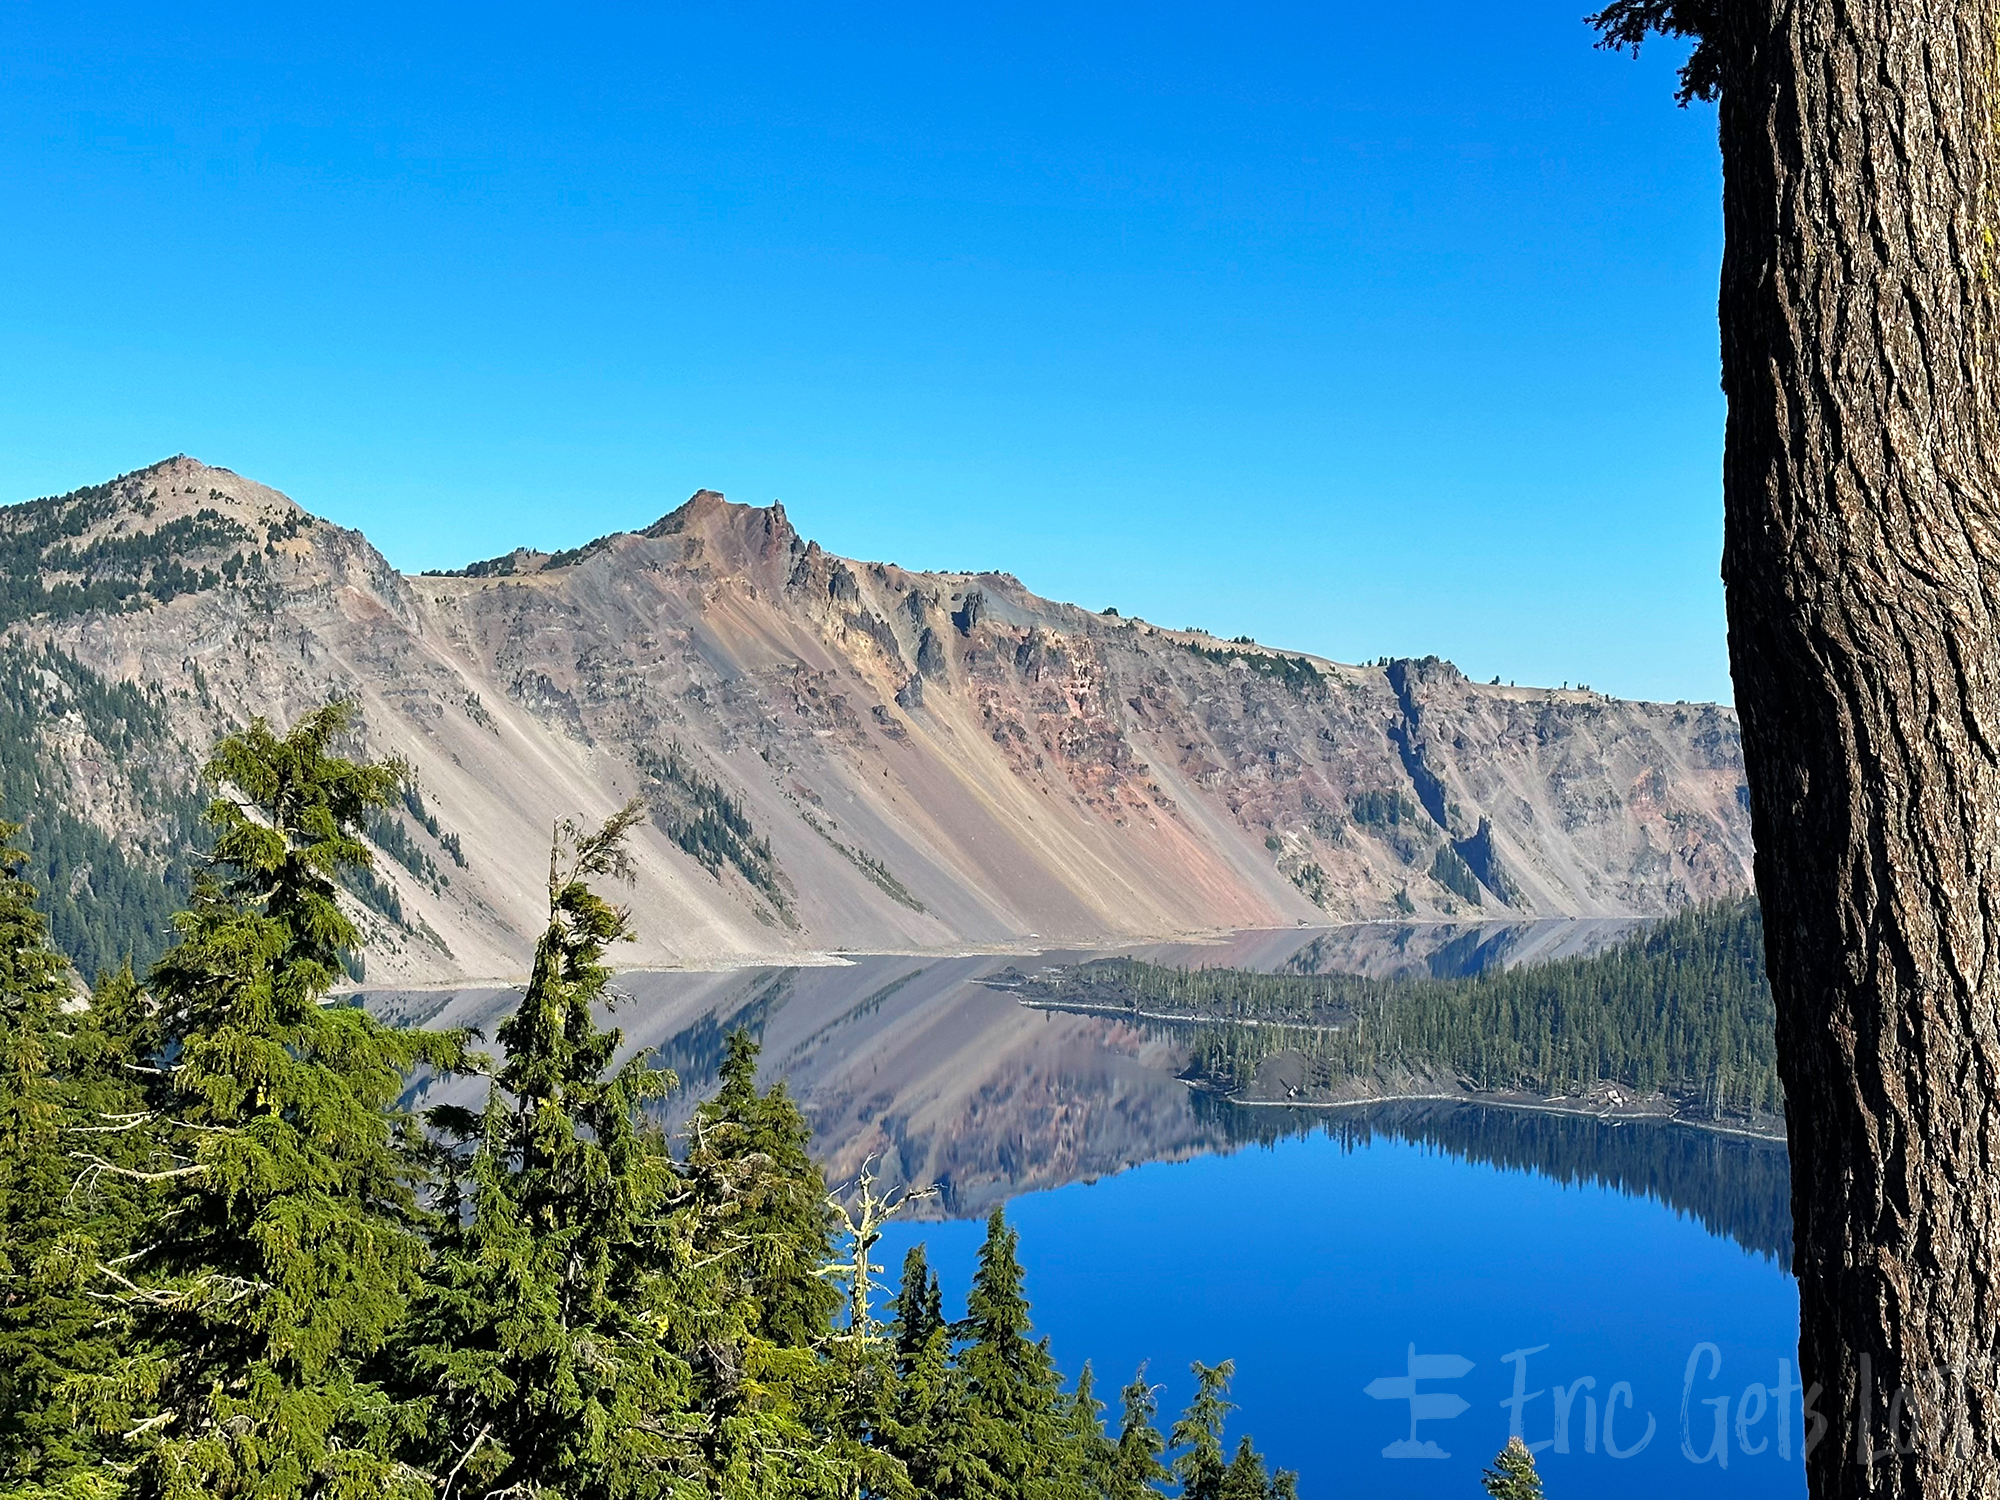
{"left": 1008, "top": 1000, "right": 1789, "bottom": 1142}
{"left": 341, "top": 925, "right": 1300, "bottom": 995}
{"left": 342, "top": 909, "right": 1676, "bottom": 996}
{"left": 1209, "top": 1085, "right": 1787, "bottom": 1143}
{"left": 1010, "top": 995, "right": 1344, "bottom": 1030}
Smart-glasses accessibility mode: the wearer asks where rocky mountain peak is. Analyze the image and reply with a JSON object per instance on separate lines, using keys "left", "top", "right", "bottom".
{"left": 631, "top": 490, "right": 803, "bottom": 583}
{"left": 644, "top": 487, "right": 730, "bottom": 535}
{"left": 4, "top": 458, "right": 1757, "bottom": 988}
{"left": 2, "top": 455, "right": 311, "bottom": 542}
{"left": 0, "top": 456, "right": 333, "bottom": 638}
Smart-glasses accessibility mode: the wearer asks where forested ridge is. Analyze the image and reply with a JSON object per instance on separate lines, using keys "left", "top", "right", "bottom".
{"left": 0, "top": 705, "right": 1297, "bottom": 1500}
{"left": 0, "top": 464, "right": 296, "bottom": 982}
{"left": 0, "top": 470, "right": 266, "bottom": 631}
{"left": 0, "top": 642, "right": 204, "bottom": 980}
{"left": 1007, "top": 898, "right": 1777, "bottom": 1120}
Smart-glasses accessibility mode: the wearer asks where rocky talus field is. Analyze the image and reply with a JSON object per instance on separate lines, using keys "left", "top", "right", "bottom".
{"left": 0, "top": 456, "right": 1753, "bottom": 984}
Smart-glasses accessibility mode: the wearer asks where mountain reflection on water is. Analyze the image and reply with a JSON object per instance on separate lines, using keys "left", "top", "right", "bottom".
{"left": 373, "top": 916, "right": 1787, "bottom": 1262}
{"left": 1201, "top": 1095, "right": 1791, "bottom": 1264}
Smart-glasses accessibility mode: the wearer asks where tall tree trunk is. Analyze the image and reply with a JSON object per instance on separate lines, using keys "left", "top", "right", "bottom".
{"left": 1711, "top": 2, "right": 2000, "bottom": 1494}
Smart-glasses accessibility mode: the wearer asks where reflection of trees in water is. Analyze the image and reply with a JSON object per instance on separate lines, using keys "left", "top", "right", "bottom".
{"left": 616, "top": 958, "right": 1793, "bottom": 1263}
{"left": 641, "top": 969, "right": 797, "bottom": 1113}
{"left": 1196, "top": 1093, "right": 1794, "bottom": 1265}
{"left": 1274, "top": 919, "right": 1649, "bottom": 981}
{"left": 1279, "top": 924, "right": 1526, "bottom": 979}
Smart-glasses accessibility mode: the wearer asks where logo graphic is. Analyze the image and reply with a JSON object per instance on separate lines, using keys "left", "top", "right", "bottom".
{"left": 1365, "top": 1345, "right": 1475, "bottom": 1458}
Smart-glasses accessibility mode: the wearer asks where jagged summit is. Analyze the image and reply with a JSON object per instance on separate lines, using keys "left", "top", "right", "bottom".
{"left": 647, "top": 487, "right": 735, "bottom": 531}
{"left": 422, "top": 488, "right": 804, "bottom": 582}
{"left": 2, "top": 459, "right": 1754, "bottom": 987}
{"left": 644, "top": 489, "right": 802, "bottom": 572}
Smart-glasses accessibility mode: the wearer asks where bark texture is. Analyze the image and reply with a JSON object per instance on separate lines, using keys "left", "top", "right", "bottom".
{"left": 1712, "top": 2, "right": 2000, "bottom": 1494}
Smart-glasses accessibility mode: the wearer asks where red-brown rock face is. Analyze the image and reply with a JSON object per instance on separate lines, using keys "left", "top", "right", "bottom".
{"left": 4, "top": 457, "right": 1754, "bottom": 983}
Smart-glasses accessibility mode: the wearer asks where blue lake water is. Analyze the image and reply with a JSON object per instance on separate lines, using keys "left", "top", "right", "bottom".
{"left": 876, "top": 1116, "right": 1802, "bottom": 1498}
{"left": 381, "top": 922, "right": 1801, "bottom": 1497}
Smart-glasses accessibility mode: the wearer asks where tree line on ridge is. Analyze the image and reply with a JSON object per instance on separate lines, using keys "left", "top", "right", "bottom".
{"left": 1010, "top": 899, "right": 1776, "bottom": 1122}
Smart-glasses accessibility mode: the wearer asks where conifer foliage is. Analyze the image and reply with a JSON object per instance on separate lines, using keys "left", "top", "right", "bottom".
{"left": 1480, "top": 1436, "right": 1545, "bottom": 1500}
{"left": 951, "top": 1208, "right": 1068, "bottom": 1496}
{"left": 399, "top": 799, "right": 688, "bottom": 1499}
{"left": 76, "top": 702, "right": 478, "bottom": 1499}
{"left": 1024, "top": 897, "right": 1779, "bottom": 1118}
{"left": 0, "top": 819, "right": 148, "bottom": 1498}
{"left": 0, "top": 705, "right": 1301, "bottom": 1499}
{"left": 1109, "top": 1366, "right": 1172, "bottom": 1500}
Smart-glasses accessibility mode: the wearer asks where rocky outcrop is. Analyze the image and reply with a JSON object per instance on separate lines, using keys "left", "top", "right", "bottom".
{"left": 1, "top": 457, "right": 1755, "bottom": 983}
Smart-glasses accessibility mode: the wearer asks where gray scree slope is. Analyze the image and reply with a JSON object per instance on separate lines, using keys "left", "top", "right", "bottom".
{"left": 7, "top": 457, "right": 1752, "bottom": 983}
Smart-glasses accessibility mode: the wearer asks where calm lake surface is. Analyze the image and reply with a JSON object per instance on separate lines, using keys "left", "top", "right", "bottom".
{"left": 373, "top": 918, "right": 1801, "bottom": 1498}
{"left": 877, "top": 1109, "right": 1801, "bottom": 1499}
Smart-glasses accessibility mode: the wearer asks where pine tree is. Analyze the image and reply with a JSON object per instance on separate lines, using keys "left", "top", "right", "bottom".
{"left": 1217, "top": 1434, "right": 1269, "bottom": 1500}
{"left": 884, "top": 1312, "right": 960, "bottom": 1496}
{"left": 889, "top": 1244, "right": 944, "bottom": 1378}
{"left": 8, "top": 964, "right": 167, "bottom": 1498}
{"left": 399, "top": 800, "right": 694, "bottom": 1499}
{"left": 0, "top": 704, "right": 1325, "bottom": 1500}
{"left": 688, "top": 1032, "right": 839, "bottom": 1347}
{"left": 1108, "top": 1364, "right": 1170, "bottom": 1500}
{"left": 675, "top": 1029, "right": 856, "bottom": 1496}
{"left": 1481, "top": 1435, "right": 1546, "bottom": 1500}
{"left": 954, "top": 1208, "right": 1067, "bottom": 1499}
{"left": 0, "top": 818, "right": 75, "bottom": 1479}
{"left": 876, "top": 1247, "right": 996, "bottom": 1500}
{"left": 814, "top": 1161, "right": 942, "bottom": 1500}
{"left": 69, "top": 703, "right": 476, "bottom": 1500}
{"left": 1059, "top": 1362, "right": 1116, "bottom": 1498}
{"left": 0, "top": 825, "right": 151, "bottom": 1496}
{"left": 0, "top": 822, "right": 71, "bottom": 1158}
{"left": 1170, "top": 1360, "right": 1236, "bottom": 1500}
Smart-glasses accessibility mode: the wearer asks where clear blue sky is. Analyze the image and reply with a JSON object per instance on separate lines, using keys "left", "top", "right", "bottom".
{"left": 0, "top": 3, "right": 1721, "bottom": 701}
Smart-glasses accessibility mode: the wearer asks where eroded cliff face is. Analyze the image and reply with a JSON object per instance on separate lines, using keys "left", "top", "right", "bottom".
{"left": 3, "top": 457, "right": 1753, "bottom": 982}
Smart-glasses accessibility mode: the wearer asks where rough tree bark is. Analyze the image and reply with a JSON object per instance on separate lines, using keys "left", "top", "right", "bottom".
{"left": 1596, "top": 2, "right": 2000, "bottom": 1495}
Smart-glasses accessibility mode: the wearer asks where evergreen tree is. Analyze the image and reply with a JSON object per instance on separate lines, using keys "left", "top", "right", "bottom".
{"left": 0, "top": 821, "right": 73, "bottom": 1147}
{"left": 1481, "top": 1435, "right": 1546, "bottom": 1500}
{"left": 888, "top": 1244, "right": 944, "bottom": 1378}
{"left": 875, "top": 1248, "right": 995, "bottom": 1500}
{"left": 688, "top": 1032, "right": 839, "bottom": 1347}
{"left": 875, "top": 1305, "right": 970, "bottom": 1498}
{"left": 1059, "top": 1363, "right": 1116, "bottom": 1498}
{"left": 675, "top": 1029, "right": 854, "bottom": 1496}
{"left": 1217, "top": 1435, "right": 1269, "bottom": 1500}
{"left": 0, "top": 706, "right": 1313, "bottom": 1499}
{"left": 815, "top": 1162, "right": 944, "bottom": 1500}
{"left": 1169, "top": 1360, "right": 1236, "bottom": 1500}
{"left": 954, "top": 1208, "right": 1067, "bottom": 1498}
{"left": 35, "top": 962, "right": 174, "bottom": 1480}
{"left": 1035, "top": 898, "right": 1785, "bottom": 1116}
{"left": 69, "top": 703, "right": 475, "bottom": 1500}
{"left": 0, "top": 827, "right": 153, "bottom": 1497}
{"left": 1107, "top": 1365, "right": 1170, "bottom": 1500}
{"left": 0, "top": 819, "right": 75, "bottom": 1474}
{"left": 399, "top": 800, "right": 694, "bottom": 1499}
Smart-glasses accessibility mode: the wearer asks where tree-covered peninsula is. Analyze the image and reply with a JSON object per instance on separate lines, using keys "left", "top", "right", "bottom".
{"left": 1003, "top": 898, "right": 1776, "bottom": 1126}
